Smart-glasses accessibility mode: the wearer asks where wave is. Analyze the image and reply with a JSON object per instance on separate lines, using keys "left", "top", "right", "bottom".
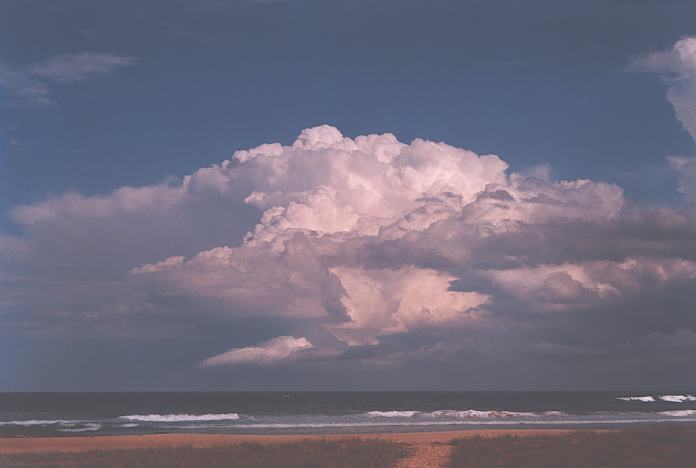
{"left": 170, "top": 415, "right": 696, "bottom": 430}
{"left": 0, "top": 419, "right": 76, "bottom": 427}
{"left": 366, "top": 411, "right": 418, "bottom": 418}
{"left": 58, "top": 423, "right": 103, "bottom": 433}
{"left": 425, "top": 410, "right": 544, "bottom": 419}
{"left": 616, "top": 396, "right": 655, "bottom": 402}
{"left": 658, "top": 395, "right": 696, "bottom": 403}
{"left": 660, "top": 410, "right": 696, "bottom": 417}
{"left": 616, "top": 394, "right": 696, "bottom": 403}
{"left": 119, "top": 413, "right": 240, "bottom": 422}
{"left": 364, "top": 410, "right": 560, "bottom": 419}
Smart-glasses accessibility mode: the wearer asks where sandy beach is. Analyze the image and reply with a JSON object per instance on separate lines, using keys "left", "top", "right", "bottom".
{"left": 0, "top": 429, "right": 600, "bottom": 467}
{"left": 3, "top": 427, "right": 696, "bottom": 467}
{"left": 0, "top": 428, "right": 588, "bottom": 453}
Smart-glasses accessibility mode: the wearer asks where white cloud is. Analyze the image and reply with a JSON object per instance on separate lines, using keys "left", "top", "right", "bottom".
{"left": 328, "top": 267, "right": 488, "bottom": 345}
{"left": 129, "top": 242, "right": 335, "bottom": 319}
{"left": 13, "top": 184, "right": 183, "bottom": 224}
{"left": 0, "top": 52, "right": 136, "bottom": 106}
{"left": 4, "top": 124, "right": 694, "bottom": 368}
{"left": 631, "top": 36, "right": 696, "bottom": 142}
{"left": 28, "top": 53, "right": 136, "bottom": 83}
{"left": 669, "top": 156, "right": 696, "bottom": 202}
{"left": 124, "top": 125, "right": 629, "bottom": 345}
{"left": 632, "top": 37, "right": 696, "bottom": 205}
{"left": 199, "top": 336, "right": 313, "bottom": 366}
{"left": 237, "top": 126, "right": 510, "bottom": 248}
{"left": 488, "top": 258, "right": 696, "bottom": 310}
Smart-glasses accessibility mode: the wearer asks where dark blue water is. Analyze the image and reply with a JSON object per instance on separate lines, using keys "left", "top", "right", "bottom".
{"left": 1, "top": 392, "right": 696, "bottom": 436}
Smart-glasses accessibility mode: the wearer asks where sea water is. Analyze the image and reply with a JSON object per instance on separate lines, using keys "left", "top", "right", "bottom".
{"left": 1, "top": 391, "right": 696, "bottom": 436}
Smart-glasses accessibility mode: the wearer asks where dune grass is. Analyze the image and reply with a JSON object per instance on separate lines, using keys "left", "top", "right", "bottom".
{"left": 0, "top": 439, "right": 409, "bottom": 468}
{"left": 447, "top": 426, "right": 696, "bottom": 468}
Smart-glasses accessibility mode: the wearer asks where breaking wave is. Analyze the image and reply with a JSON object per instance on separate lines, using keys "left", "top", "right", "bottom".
{"left": 659, "top": 395, "right": 696, "bottom": 403}
{"left": 366, "top": 411, "right": 418, "bottom": 418}
{"left": 119, "top": 413, "right": 240, "bottom": 422}
{"left": 364, "top": 410, "right": 562, "bottom": 419}
{"left": 425, "top": 410, "right": 544, "bottom": 419}
{"left": 660, "top": 410, "right": 696, "bottom": 417}
{"left": 172, "top": 413, "right": 696, "bottom": 430}
{"left": 58, "top": 423, "right": 103, "bottom": 433}
{"left": 0, "top": 419, "right": 76, "bottom": 427}
{"left": 616, "top": 396, "right": 655, "bottom": 402}
{"left": 617, "top": 394, "right": 696, "bottom": 403}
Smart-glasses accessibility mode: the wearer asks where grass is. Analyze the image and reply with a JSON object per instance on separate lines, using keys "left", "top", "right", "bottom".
{"left": 0, "top": 439, "right": 409, "bottom": 468}
{"left": 6, "top": 427, "right": 696, "bottom": 467}
{"left": 447, "top": 426, "right": 696, "bottom": 468}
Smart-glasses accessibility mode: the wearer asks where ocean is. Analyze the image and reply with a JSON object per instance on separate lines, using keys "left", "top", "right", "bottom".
{"left": 1, "top": 392, "right": 696, "bottom": 436}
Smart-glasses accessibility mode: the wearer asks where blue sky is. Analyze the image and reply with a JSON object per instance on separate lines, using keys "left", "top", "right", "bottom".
{"left": 2, "top": 0, "right": 694, "bottom": 218}
{"left": 1, "top": 0, "right": 696, "bottom": 390}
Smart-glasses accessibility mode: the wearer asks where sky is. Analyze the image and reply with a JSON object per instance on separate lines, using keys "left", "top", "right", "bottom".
{"left": 1, "top": 0, "right": 695, "bottom": 391}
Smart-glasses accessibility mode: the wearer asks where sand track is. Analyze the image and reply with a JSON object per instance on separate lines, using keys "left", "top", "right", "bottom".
{"left": 395, "top": 441, "right": 452, "bottom": 468}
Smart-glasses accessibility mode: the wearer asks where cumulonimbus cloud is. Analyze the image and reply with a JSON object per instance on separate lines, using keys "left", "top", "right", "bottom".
{"left": 4, "top": 33, "right": 696, "bottom": 374}
{"left": 5, "top": 121, "right": 695, "bottom": 354}
{"left": 117, "top": 124, "right": 635, "bottom": 346}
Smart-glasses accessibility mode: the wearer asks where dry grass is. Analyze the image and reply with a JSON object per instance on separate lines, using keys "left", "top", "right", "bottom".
{"left": 447, "top": 426, "right": 696, "bottom": 468}
{"left": 0, "top": 439, "right": 409, "bottom": 468}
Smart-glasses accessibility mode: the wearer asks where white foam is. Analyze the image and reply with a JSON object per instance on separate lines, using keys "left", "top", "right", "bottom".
{"left": 616, "top": 396, "right": 655, "bottom": 402}
{"left": 660, "top": 410, "right": 696, "bottom": 417}
{"left": 170, "top": 415, "right": 696, "bottom": 430}
{"left": 119, "top": 413, "right": 240, "bottom": 422}
{"left": 365, "top": 409, "right": 554, "bottom": 419}
{"left": 366, "top": 411, "right": 418, "bottom": 418}
{"left": 658, "top": 395, "right": 696, "bottom": 403}
{"left": 0, "top": 419, "right": 72, "bottom": 427}
{"left": 117, "top": 423, "right": 139, "bottom": 428}
{"left": 58, "top": 423, "right": 102, "bottom": 433}
{"left": 425, "top": 410, "right": 539, "bottom": 419}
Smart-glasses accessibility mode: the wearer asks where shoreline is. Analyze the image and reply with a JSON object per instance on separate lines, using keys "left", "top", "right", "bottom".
{"left": 0, "top": 428, "right": 610, "bottom": 454}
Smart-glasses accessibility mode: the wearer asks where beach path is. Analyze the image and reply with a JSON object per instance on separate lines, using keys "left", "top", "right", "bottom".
{"left": 395, "top": 440, "right": 452, "bottom": 468}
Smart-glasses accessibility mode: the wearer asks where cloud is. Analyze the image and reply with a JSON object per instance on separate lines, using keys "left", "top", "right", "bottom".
{"left": 0, "top": 52, "right": 136, "bottom": 106}
{"left": 28, "top": 53, "right": 136, "bottom": 83}
{"left": 630, "top": 36, "right": 696, "bottom": 142}
{"left": 4, "top": 36, "right": 696, "bottom": 388}
{"left": 328, "top": 266, "right": 488, "bottom": 345}
{"left": 199, "top": 336, "right": 313, "bottom": 366}
{"left": 631, "top": 37, "right": 696, "bottom": 206}
{"left": 3, "top": 121, "right": 696, "bottom": 383}
{"left": 129, "top": 241, "right": 337, "bottom": 320}
{"left": 120, "top": 125, "right": 628, "bottom": 345}
{"left": 488, "top": 257, "right": 696, "bottom": 311}
{"left": 669, "top": 156, "right": 696, "bottom": 202}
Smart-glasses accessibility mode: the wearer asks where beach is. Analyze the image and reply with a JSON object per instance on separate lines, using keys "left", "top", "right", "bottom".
{"left": 5, "top": 425, "right": 696, "bottom": 468}
{"left": 0, "top": 428, "right": 581, "bottom": 452}
{"left": 0, "top": 429, "right": 593, "bottom": 467}
{"left": 3, "top": 392, "right": 696, "bottom": 466}
{"left": 14, "top": 426, "right": 696, "bottom": 468}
